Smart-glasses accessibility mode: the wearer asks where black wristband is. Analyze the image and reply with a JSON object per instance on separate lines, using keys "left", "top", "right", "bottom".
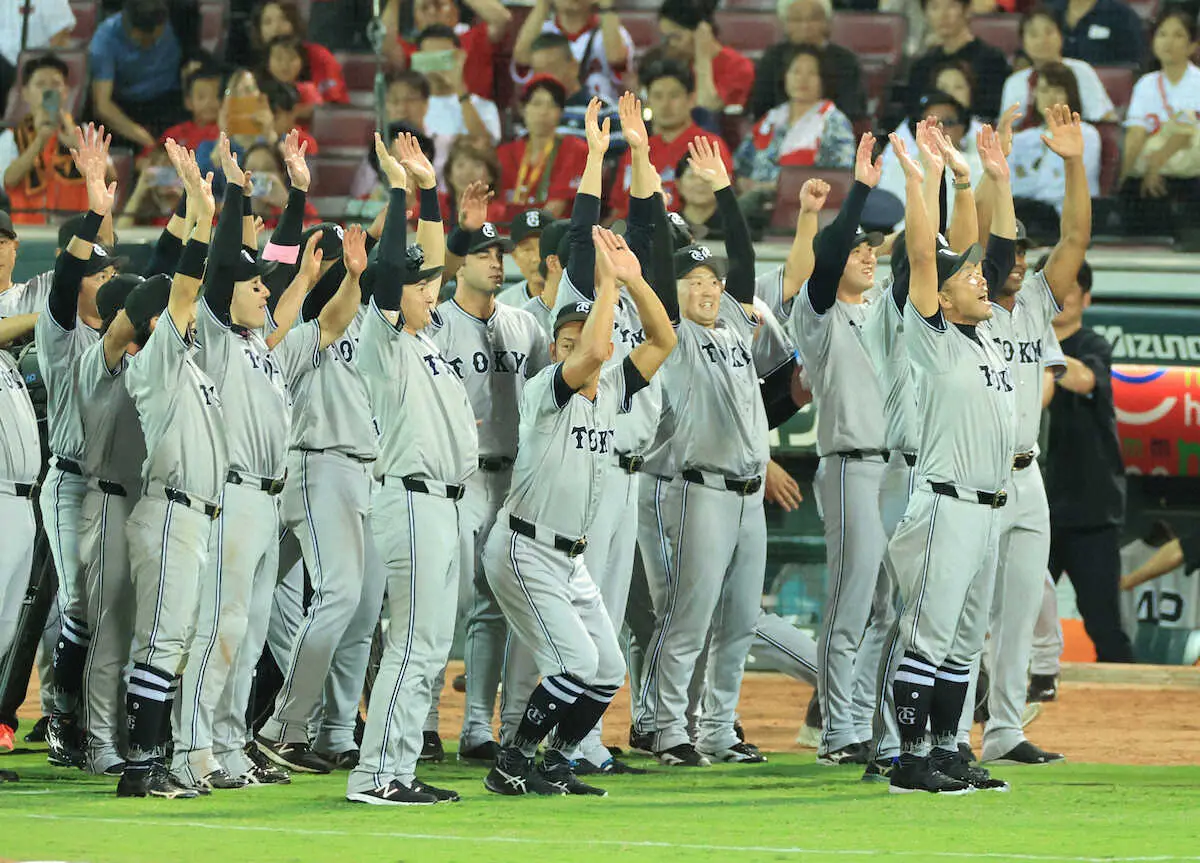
{"left": 177, "top": 239, "right": 208, "bottom": 279}
{"left": 419, "top": 186, "right": 441, "bottom": 223}
{"left": 242, "top": 193, "right": 254, "bottom": 216}
{"left": 174, "top": 191, "right": 188, "bottom": 218}
{"left": 287, "top": 187, "right": 307, "bottom": 207}
{"left": 447, "top": 226, "right": 471, "bottom": 257}
{"left": 77, "top": 210, "right": 104, "bottom": 245}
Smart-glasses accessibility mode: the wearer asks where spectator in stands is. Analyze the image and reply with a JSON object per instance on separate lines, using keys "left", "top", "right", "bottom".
{"left": 442, "top": 136, "right": 505, "bottom": 224}
{"left": 0, "top": 53, "right": 87, "bottom": 225}
{"left": 252, "top": 1, "right": 350, "bottom": 106}
{"left": 931, "top": 58, "right": 977, "bottom": 117}
{"left": 261, "top": 35, "right": 324, "bottom": 122}
{"left": 260, "top": 78, "right": 320, "bottom": 155}
{"left": 156, "top": 63, "right": 222, "bottom": 153}
{"left": 195, "top": 69, "right": 274, "bottom": 189}
{"left": 115, "top": 146, "right": 181, "bottom": 228}
{"left": 384, "top": 0, "right": 509, "bottom": 100}
{"left": 512, "top": 0, "right": 634, "bottom": 104}
{"left": 1001, "top": 7, "right": 1116, "bottom": 125}
{"left": 734, "top": 46, "right": 854, "bottom": 230}
{"left": 243, "top": 140, "right": 319, "bottom": 227}
{"left": 1043, "top": 256, "right": 1135, "bottom": 664}
{"left": 906, "top": 0, "right": 1010, "bottom": 121}
{"left": 351, "top": 120, "right": 435, "bottom": 212}
{"left": 1049, "top": 0, "right": 1144, "bottom": 68}
{"left": 881, "top": 0, "right": 930, "bottom": 59}
{"left": 349, "top": 71, "right": 449, "bottom": 196}
{"left": 1119, "top": 11, "right": 1200, "bottom": 237}
{"left": 496, "top": 75, "right": 589, "bottom": 221}
{"left": 529, "top": 31, "right": 622, "bottom": 145}
{"left": 607, "top": 60, "right": 733, "bottom": 219}
{"left": 750, "top": 0, "right": 865, "bottom": 122}
{"left": 417, "top": 25, "right": 502, "bottom": 144}
{"left": 0, "top": 0, "right": 75, "bottom": 112}
{"left": 1009, "top": 64, "right": 1101, "bottom": 241}
{"left": 657, "top": 0, "right": 755, "bottom": 115}
{"left": 89, "top": 0, "right": 195, "bottom": 148}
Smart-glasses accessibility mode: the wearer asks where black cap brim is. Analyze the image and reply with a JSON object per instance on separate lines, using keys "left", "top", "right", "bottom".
{"left": 553, "top": 306, "right": 592, "bottom": 336}
{"left": 402, "top": 265, "right": 444, "bottom": 286}
{"left": 674, "top": 245, "right": 727, "bottom": 281}
{"left": 853, "top": 230, "right": 885, "bottom": 249}
{"left": 936, "top": 243, "right": 983, "bottom": 287}
{"left": 468, "top": 238, "right": 513, "bottom": 255}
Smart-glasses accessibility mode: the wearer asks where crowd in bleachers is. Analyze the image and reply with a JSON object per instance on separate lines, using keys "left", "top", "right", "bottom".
{"left": 2, "top": 0, "right": 1200, "bottom": 243}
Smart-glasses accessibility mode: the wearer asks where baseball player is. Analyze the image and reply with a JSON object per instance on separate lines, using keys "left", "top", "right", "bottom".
{"left": 483, "top": 225, "right": 675, "bottom": 797}
{"left": 347, "top": 133, "right": 480, "bottom": 806}
{"left": 881, "top": 124, "right": 1016, "bottom": 795}
{"left": 117, "top": 151, "right": 228, "bottom": 799}
{"left": 496, "top": 208, "right": 553, "bottom": 308}
{"left": 35, "top": 125, "right": 118, "bottom": 768}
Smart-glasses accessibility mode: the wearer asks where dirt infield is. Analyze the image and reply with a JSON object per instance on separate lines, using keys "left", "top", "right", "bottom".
{"left": 16, "top": 662, "right": 1200, "bottom": 767}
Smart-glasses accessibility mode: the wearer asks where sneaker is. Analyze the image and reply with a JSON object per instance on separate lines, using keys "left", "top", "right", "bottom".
{"left": 458, "top": 739, "right": 500, "bottom": 763}
{"left": 1027, "top": 674, "right": 1058, "bottom": 703}
{"left": 412, "top": 778, "right": 460, "bottom": 803}
{"left": 117, "top": 763, "right": 200, "bottom": 799}
{"left": 347, "top": 779, "right": 437, "bottom": 806}
{"left": 452, "top": 674, "right": 467, "bottom": 693}
{"left": 816, "top": 742, "right": 867, "bottom": 766}
{"left": 655, "top": 743, "right": 710, "bottom": 767}
{"left": 420, "top": 731, "right": 445, "bottom": 763}
{"left": 861, "top": 758, "right": 894, "bottom": 783}
{"left": 986, "top": 740, "right": 1065, "bottom": 766}
{"left": 888, "top": 753, "right": 971, "bottom": 795}
{"left": 319, "top": 749, "right": 360, "bottom": 770}
{"left": 539, "top": 750, "right": 607, "bottom": 796}
{"left": 199, "top": 768, "right": 249, "bottom": 790}
{"left": 574, "top": 757, "right": 648, "bottom": 775}
{"left": 0, "top": 724, "right": 14, "bottom": 752}
{"left": 958, "top": 742, "right": 978, "bottom": 763}
{"left": 484, "top": 746, "right": 563, "bottom": 796}
{"left": 628, "top": 726, "right": 654, "bottom": 754}
{"left": 254, "top": 736, "right": 333, "bottom": 774}
{"left": 930, "top": 749, "right": 1010, "bottom": 792}
{"left": 701, "top": 741, "right": 767, "bottom": 764}
{"left": 46, "top": 715, "right": 86, "bottom": 768}
{"left": 24, "top": 716, "right": 49, "bottom": 743}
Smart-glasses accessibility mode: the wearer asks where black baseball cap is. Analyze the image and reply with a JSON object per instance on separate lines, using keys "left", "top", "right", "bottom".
{"left": 80, "top": 245, "right": 124, "bottom": 277}
{"left": 936, "top": 242, "right": 983, "bottom": 288}
{"left": 465, "top": 222, "right": 512, "bottom": 255}
{"left": 890, "top": 230, "right": 950, "bottom": 286}
{"left": 97, "top": 273, "right": 143, "bottom": 322}
{"left": 0, "top": 211, "right": 16, "bottom": 240}
{"left": 125, "top": 273, "right": 172, "bottom": 331}
{"left": 674, "top": 244, "right": 727, "bottom": 280}
{"left": 1014, "top": 218, "right": 1029, "bottom": 248}
{"left": 539, "top": 219, "right": 570, "bottom": 262}
{"left": 852, "top": 228, "right": 885, "bottom": 249}
{"left": 553, "top": 300, "right": 592, "bottom": 336}
{"left": 399, "top": 243, "right": 443, "bottom": 286}
{"left": 234, "top": 248, "right": 264, "bottom": 283}
{"left": 666, "top": 211, "right": 694, "bottom": 250}
{"left": 301, "top": 222, "right": 344, "bottom": 260}
{"left": 510, "top": 209, "right": 554, "bottom": 246}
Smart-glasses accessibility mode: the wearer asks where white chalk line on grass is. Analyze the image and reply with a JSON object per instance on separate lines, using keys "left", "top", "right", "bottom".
{"left": 10, "top": 814, "right": 1200, "bottom": 862}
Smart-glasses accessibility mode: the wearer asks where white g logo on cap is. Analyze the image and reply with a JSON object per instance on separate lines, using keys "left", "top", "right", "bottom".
{"left": 574, "top": 302, "right": 591, "bottom": 313}
{"left": 690, "top": 247, "right": 711, "bottom": 262}
{"left": 334, "top": 225, "right": 345, "bottom": 240}
{"left": 482, "top": 223, "right": 497, "bottom": 238}
{"left": 526, "top": 212, "right": 541, "bottom": 227}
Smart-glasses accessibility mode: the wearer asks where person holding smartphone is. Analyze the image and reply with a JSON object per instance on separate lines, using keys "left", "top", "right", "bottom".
{"left": 0, "top": 54, "right": 87, "bottom": 225}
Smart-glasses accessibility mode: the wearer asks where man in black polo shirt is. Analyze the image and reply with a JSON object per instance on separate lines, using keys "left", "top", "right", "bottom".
{"left": 1041, "top": 257, "right": 1134, "bottom": 663}
{"left": 1048, "top": 0, "right": 1145, "bottom": 68}
{"left": 906, "top": 0, "right": 1010, "bottom": 121}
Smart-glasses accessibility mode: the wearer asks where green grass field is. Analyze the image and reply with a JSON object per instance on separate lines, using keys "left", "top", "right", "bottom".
{"left": 3, "top": 747, "right": 1200, "bottom": 863}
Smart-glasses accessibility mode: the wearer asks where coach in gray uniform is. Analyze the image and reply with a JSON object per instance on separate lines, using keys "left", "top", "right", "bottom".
{"left": 495, "top": 208, "right": 553, "bottom": 308}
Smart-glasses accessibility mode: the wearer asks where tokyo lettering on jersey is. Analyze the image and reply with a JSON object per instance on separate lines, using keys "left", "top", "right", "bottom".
{"left": 77, "top": 341, "right": 147, "bottom": 491}
{"left": 0, "top": 349, "right": 39, "bottom": 484}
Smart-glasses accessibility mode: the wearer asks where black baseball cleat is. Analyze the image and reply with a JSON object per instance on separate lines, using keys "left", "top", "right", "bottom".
{"left": 484, "top": 746, "right": 564, "bottom": 796}
{"left": 347, "top": 780, "right": 438, "bottom": 806}
{"left": 629, "top": 726, "right": 654, "bottom": 754}
{"left": 0, "top": 769, "right": 18, "bottom": 782}
{"left": 243, "top": 743, "right": 291, "bottom": 784}
{"left": 986, "top": 740, "right": 1065, "bottom": 766}
{"left": 861, "top": 758, "right": 894, "bottom": 783}
{"left": 539, "top": 750, "right": 607, "bottom": 796}
{"left": 198, "top": 768, "right": 249, "bottom": 790}
{"left": 420, "top": 731, "right": 445, "bottom": 763}
{"left": 958, "top": 742, "right": 978, "bottom": 763}
{"left": 888, "top": 753, "right": 971, "bottom": 795}
{"left": 1027, "top": 674, "right": 1058, "bottom": 703}
{"left": 46, "top": 715, "right": 86, "bottom": 768}
{"left": 458, "top": 739, "right": 500, "bottom": 763}
{"left": 574, "top": 756, "right": 649, "bottom": 775}
{"left": 655, "top": 742, "right": 711, "bottom": 767}
{"left": 319, "top": 749, "right": 360, "bottom": 770}
{"left": 816, "top": 742, "right": 868, "bottom": 766}
{"left": 24, "top": 716, "right": 49, "bottom": 743}
{"left": 117, "top": 763, "right": 200, "bottom": 799}
{"left": 931, "top": 747, "right": 1010, "bottom": 792}
{"left": 254, "top": 736, "right": 333, "bottom": 774}
{"left": 733, "top": 721, "right": 745, "bottom": 742}
{"left": 412, "top": 778, "right": 461, "bottom": 803}
{"left": 701, "top": 741, "right": 767, "bottom": 764}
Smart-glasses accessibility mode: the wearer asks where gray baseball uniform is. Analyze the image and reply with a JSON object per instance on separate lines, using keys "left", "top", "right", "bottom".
{"left": 495, "top": 280, "right": 534, "bottom": 308}
{"left": 0, "top": 270, "right": 53, "bottom": 317}
{"left": 75, "top": 340, "right": 146, "bottom": 774}
{"left": 0, "top": 348, "right": 39, "bottom": 677}
{"left": 421, "top": 298, "right": 548, "bottom": 751}
{"left": 348, "top": 297, "right": 479, "bottom": 795}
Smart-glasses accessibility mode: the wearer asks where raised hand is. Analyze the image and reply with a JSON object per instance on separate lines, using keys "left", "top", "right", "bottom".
{"left": 694, "top": 21, "right": 720, "bottom": 64}
{"left": 888, "top": 133, "right": 923, "bottom": 184}
{"left": 915, "top": 117, "right": 944, "bottom": 178}
{"left": 282, "top": 129, "right": 310, "bottom": 192}
{"left": 686, "top": 136, "right": 731, "bottom": 190}
{"left": 70, "top": 124, "right": 116, "bottom": 215}
{"left": 799, "top": 177, "right": 830, "bottom": 213}
{"left": 195, "top": 169, "right": 216, "bottom": 219}
{"left": 933, "top": 123, "right": 971, "bottom": 183}
{"left": 998, "top": 103, "right": 1022, "bottom": 158}
{"left": 373, "top": 131, "right": 408, "bottom": 189}
{"left": 854, "top": 132, "right": 882, "bottom": 188}
{"left": 395, "top": 132, "right": 436, "bottom": 190}
{"left": 977, "top": 123, "right": 1010, "bottom": 182}
{"left": 584, "top": 97, "right": 611, "bottom": 155}
{"left": 218, "top": 133, "right": 247, "bottom": 187}
{"left": 593, "top": 226, "right": 643, "bottom": 285}
{"left": 298, "top": 229, "right": 325, "bottom": 283}
{"left": 618, "top": 91, "right": 648, "bottom": 151}
{"left": 1042, "top": 104, "right": 1084, "bottom": 161}
{"left": 343, "top": 224, "right": 368, "bottom": 277}
{"left": 458, "top": 180, "right": 492, "bottom": 231}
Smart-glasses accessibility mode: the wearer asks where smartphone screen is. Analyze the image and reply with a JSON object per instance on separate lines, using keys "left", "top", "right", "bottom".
{"left": 410, "top": 50, "right": 455, "bottom": 75}
{"left": 226, "top": 94, "right": 262, "bottom": 136}
{"left": 42, "top": 89, "right": 61, "bottom": 117}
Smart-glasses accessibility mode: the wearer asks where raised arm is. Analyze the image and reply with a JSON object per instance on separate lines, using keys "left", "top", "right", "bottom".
{"left": 102, "top": 309, "right": 136, "bottom": 371}
{"left": 935, "top": 123, "right": 978, "bottom": 252}
{"left": 565, "top": 98, "right": 610, "bottom": 300}
{"left": 267, "top": 231, "right": 323, "bottom": 350}
{"left": 512, "top": 0, "right": 551, "bottom": 67}
{"left": 167, "top": 160, "right": 216, "bottom": 336}
{"left": 620, "top": 92, "right": 673, "bottom": 299}
{"left": 198, "top": 135, "right": 251, "bottom": 321}
{"left": 1040, "top": 106, "right": 1092, "bottom": 308}
{"left": 975, "top": 104, "right": 1019, "bottom": 244}
{"left": 371, "top": 132, "right": 409, "bottom": 325}
{"left": 396, "top": 132, "right": 445, "bottom": 273}
{"left": 560, "top": 267, "right": 618, "bottom": 393}
{"left": 972, "top": 124, "right": 1017, "bottom": 300}
{"left": 781, "top": 178, "right": 830, "bottom": 303}
{"left": 142, "top": 190, "right": 190, "bottom": 277}
{"left": 317, "top": 225, "right": 367, "bottom": 349}
{"left": 888, "top": 133, "right": 936, "bottom": 317}
{"left": 445, "top": 181, "right": 492, "bottom": 281}
{"left": 596, "top": 227, "right": 676, "bottom": 380}
{"left": 685, "top": 136, "right": 755, "bottom": 311}
{"left": 808, "top": 133, "right": 881, "bottom": 314}
{"left": 262, "top": 130, "right": 312, "bottom": 285}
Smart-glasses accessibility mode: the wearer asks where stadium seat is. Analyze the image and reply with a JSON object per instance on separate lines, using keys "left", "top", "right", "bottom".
{"left": 861, "top": 60, "right": 895, "bottom": 118}
{"left": 68, "top": 1, "right": 98, "bottom": 47}
{"left": 3, "top": 50, "right": 87, "bottom": 122}
{"left": 312, "top": 196, "right": 351, "bottom": 220}
{"left": 720, "top": 0, "right": 778, "bottom": 9}
{"left": 770, "top": 167, "right": 853, "bottom": 232}
{"left": 1096, "top": 65, "right": 1136, "bottom": 119}
{"left": 712, "top": 11, "right": 778, "bottom": 56}
{"left": 200, "top": 1, "right": 224, "bottom": 54}
{"left": 970, "top": 14, "right": 1021, "bottom": 59}
{"left": 829, "top": 12, "right": 907, "bottom": 67}
{"left": 1096, "top": 121, "right": 1122, "bottom": 196}
{"left": 310, "top": 107, "right": 375, "bottom": 158}
{"left": 620, "top": 10, "right": 661, "bottom": 54}
{"left": 309, "top": 156, "right": 364, "bottom": 198}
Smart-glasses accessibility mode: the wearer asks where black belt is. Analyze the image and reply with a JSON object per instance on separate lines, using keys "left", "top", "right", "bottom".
{"left": 54, "top": 457, "right": 83, "bottom": 476}
{"left": 226, "top": 470, "right": 286, "bottom": 495}
{"left": 98, "top": 480, "right": 126, "bottom": 496}
{"left": 618, "top": 453, "right": 644, "bottom": 474}
{"left": 836, "top": 449, "right": 889, "bottom": 461}
{"left": 509, "top": 515, "right": 588, "bottom": 557}
{"left": 681, "top": 469, "right": 763, "bottom": 496}
{"left": 902, "top": 452, "right": 917, "bottom": 467}
{"left": 478, "top": 456, "right": 514, "bottom": 472}
{"left": 13, "top": 482, "right": 38, "bottom": 499}
{"left": 1012, "top": 452, "right": 1035, "bottom": 471}
{"left": 929, "top": 481, "right": 1007, "bottom": 509}
{"left": 297, "top": 447, "right": 375, "bottom": 465}
{"left": 164, "top": 487, "right": 222, "bottom": 519}
{"left": 396, "top": 476, "right": 465, "bottom": 500}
